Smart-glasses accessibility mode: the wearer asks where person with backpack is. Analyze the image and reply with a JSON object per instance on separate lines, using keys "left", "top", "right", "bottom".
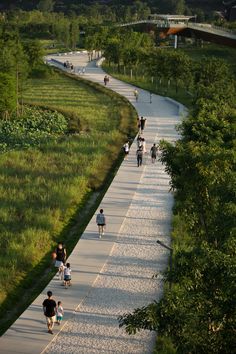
{"left": 96, "top": 209, "right": 106, "bottom": 238}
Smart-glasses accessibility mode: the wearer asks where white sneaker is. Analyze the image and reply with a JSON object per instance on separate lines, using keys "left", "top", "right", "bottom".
{"left": 102, "top": 232, "right": 104, "bottom": 236}
{"left": 99, "top": 234, "right": 101, "bottom": 238}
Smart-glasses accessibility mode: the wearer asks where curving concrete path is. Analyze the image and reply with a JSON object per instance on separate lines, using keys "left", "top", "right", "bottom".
{"left": 0, "top": 52, "right": 186, "bottom": 354}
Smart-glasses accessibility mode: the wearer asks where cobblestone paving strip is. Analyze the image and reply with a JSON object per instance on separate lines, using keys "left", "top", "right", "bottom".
{"left": 45, "top": 158, "right": 173, "bottom": 353}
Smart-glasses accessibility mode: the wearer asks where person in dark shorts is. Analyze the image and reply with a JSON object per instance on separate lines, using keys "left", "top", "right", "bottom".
{"left": 64, "top": 263, "right": 72, "bottom": 289}
{"left": 42, "top": 291, "right": 57, "bottom": 334}
{"left": 150, "top": 143, "right": 158, "bottom": 163}
{"left": 96, "top": 209, "right": 106, "bottom": 238}
{"left": 54, "top": 242, "right": 66, "bottom": 279}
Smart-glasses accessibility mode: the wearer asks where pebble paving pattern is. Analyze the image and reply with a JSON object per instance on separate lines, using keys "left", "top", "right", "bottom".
{"left": 45, "top": 157, "right": 173, "bottom": 354}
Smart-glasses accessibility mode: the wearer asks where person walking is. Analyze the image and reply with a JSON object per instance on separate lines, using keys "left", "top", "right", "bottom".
{"left": 64, "top": 263, "right": 72, "bottom": 289}
{"left": 134, "top": 89, "right": 139, "bottom": 102}
{"left": 140, "top": 116, "right": 146, "bottom": 133}
{"left": 104, "top": 75, "right": 109, "bottom": 85}
{"left": 137, "top": 135, "right": 142, "bottom": 149}
{"left": 149, "top": 91, "right": 152, "bottom": 104}
{"left": 54, "top": 242, "right": 66, "bottom": 279}
{"left": 56, "top": 301, "right": 64, "bottom": 325}
{"left": 123, "top": 141, "right": 129, "bottom": 158}
{"left": 96, "top": 209, "right": 106, "bottom": 238}
{"left": 142, "top": 138, "right": 147, "bottom": 154}
{"left": 136, "top": 146, "right": 143, "bottom": 167}
{"left": 150, "top": 143, "right": 158, "bottom": 163}
{"left": 42, "top": 291, "right": 57, "bottom": 334}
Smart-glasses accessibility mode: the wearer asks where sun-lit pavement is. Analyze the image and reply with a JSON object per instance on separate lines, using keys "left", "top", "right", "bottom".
{"left": 44, "top": 53, "right": 183, "bottom": 354}
{"left": 0, "top": 52, "right": 186, "bottom": 354}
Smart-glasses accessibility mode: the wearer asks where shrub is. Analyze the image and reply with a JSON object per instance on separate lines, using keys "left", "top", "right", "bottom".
{"left": 0, "top": 107, "right": 67, "bottom": 151}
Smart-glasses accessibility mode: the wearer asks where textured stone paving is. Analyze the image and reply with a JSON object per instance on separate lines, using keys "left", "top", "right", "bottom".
{"left": 45, "top": 158, "right": 173, "bottom": 354}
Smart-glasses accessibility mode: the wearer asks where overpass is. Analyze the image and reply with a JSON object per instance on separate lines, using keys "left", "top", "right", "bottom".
{"left": 118, "top": 15, "right": 236, "bottom": 48}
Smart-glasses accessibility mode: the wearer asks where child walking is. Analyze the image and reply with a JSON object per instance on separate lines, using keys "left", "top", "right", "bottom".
{"left": 64, "top": 263, "right": 72, "bottom": 289}
{"left": 56, "top": 301, "right": 64, "bottom": 325}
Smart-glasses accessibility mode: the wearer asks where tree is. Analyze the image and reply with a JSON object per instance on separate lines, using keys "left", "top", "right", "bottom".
{"left": 117, "top": 52, "right": 235, "bottom": 354}
{"left": 37, "top": 0, "right": 54, "bottom": 13}
{"left": 70, "top": 19, "right": 79, "bottom": 49}
{"left": 23, "top": 39, "right": 44, "bottom": 68}
{"left": 166, "top": 50, "right": 192, "bottom": 92}
{"left": 0, "top": 73, "right": 16, "bottom": 118}
{"left": 174, "top": 0, "right": 185, "bottom": 14}
{"left": 103, "top": 37, "right": 124, "bottom": 70}
{"left": 194, "top": 57, "right": 235, "bottom": 105}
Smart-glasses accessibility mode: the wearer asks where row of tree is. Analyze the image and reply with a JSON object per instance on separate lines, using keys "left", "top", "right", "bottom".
{"left": 0, "top": 28, "right": 43, "bottom": 118}
{"left": 0, "top": 0, "right": 218, "bottom": 22}
{"left": 86, "top": 28, "right": 196, "bottom": 94}
{"left": 118, "top": 54, "right": 236, "bottom": 353}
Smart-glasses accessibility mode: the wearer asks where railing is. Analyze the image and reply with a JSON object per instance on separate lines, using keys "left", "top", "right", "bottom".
{"left": 118, "top": 20, "right": 236, "bottom": 36}
{"left": 50, "top": 58, "right": 64, "bottom": 66}
{"left": 188, "top": 22, "right": 236, "bottom": 37}
{"left": 188, "top": 23, "right": 236, "bottom": 36}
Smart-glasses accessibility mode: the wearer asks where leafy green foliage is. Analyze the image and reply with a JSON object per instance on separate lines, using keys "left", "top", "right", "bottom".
{"left": 118, "top": 51, "right": 236, "bottom": 353}
{"left": 0, "top": 73, "right": 16, "bottom": 117}
{"left": 0, "top": 107, "right": 67, "bottom": 151}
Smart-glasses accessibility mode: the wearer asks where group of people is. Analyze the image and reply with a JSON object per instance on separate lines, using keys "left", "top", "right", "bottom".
{"left": 43, "top": 291, "right": 64, "bottom": 334}
{"left": 63, "top": 61, "right": 73, "bottom": 70}
{"left": 42, "top": 76, "right": 158, "bottom": 336}
{"left": 43, "top": 209, "right": 107, "bottom": 334}
{"left": 63, "top": 61, "right": 86, "bottom": 75}
{"left": 77, "top": 67, "right": 86, "bottom": 75}
{"left": 53, "top": 242, "right": 72, "bottom": 289}
{"left": 42, "top": 242, "right": 71, "bottom": 334}
{"left": 122, "top": 116, "right": 159, "bottom": 167}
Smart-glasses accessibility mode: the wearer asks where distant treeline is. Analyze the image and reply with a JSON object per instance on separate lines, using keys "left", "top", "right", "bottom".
{"left": 0, "top": 0, "right": 223, "bottom": 21}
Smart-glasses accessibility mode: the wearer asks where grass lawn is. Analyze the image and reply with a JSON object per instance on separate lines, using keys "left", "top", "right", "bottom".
{"left": 182, "top": 44, "right": 236, "bottom": 64}
{"left": 0, "top": 69, "right": 137, "bottom": 333}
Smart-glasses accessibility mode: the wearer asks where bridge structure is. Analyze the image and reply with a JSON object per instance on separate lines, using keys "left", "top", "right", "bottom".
{"left": 118, "top": 14, "right": 236, "bottom": 48}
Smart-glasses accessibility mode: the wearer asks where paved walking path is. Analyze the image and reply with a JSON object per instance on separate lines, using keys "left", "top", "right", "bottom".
{"left": 0, "top": 52, "right": 186, "bottom": 354}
